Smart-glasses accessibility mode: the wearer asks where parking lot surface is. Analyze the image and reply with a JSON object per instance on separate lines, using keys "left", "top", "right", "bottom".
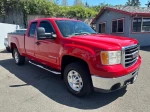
{"left": 0, "top": 47, "right": 150, "bottom": 112}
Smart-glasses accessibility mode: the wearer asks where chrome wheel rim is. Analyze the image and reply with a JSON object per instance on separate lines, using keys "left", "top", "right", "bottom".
{"left": 14, "top": 51, "right": 19, "bottom": 63}
{"left": 67, "top": 70, "right": 83, "bottom": 92}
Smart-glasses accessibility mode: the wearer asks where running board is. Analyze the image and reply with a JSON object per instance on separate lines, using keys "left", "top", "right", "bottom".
{"left": 29, "top": 61, "right": 61, "bottom": 75}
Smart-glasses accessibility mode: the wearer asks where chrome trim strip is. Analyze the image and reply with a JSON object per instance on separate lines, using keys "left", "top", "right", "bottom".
{"left": 29, "top": 61, "right": 61, "bottom": 75}
{"left": 125, "top": 57, "right": 138, "bottom": 64}
{"left": 121, "top": 47, "right": 125, "bottom": 67}
{"left": 123, "top": 44, "right": 138, "bottom": 49}
{"left": 125, "top": 51, "right": 138, "bottom": 56}
{"left": 126, "top": 47, "right": 138, "bottom": 52}
{"left": 126, "top": 57, "right": 139, "bottom": 68}
{"left": 125, "top": 57, "right": 133, "bottom": 60}
{"left": 48, "top": 55, "right": 57, "bottom": 59}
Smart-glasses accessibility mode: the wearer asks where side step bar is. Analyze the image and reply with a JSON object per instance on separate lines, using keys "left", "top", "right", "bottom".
{"left": 29, "top": 61, "right": 61, "bottom": 75}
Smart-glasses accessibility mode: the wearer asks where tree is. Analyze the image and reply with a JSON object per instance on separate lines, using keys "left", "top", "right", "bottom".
{"left": 90, "top": 3, "right": 112, "bottom": 12}
{"left": 85, "top": 1, "right": 89, "bottom": 7}
{"left": 74, "top": 0, "right": 83, "bottom": 6}
{"left": 145, "top": 0, "right": 150, "bottom": 7}
{"left": 47, "top": 0, "right": 59, "bottom": 4}
{"left": 126, "top": 0, "right": 141, "bottom": 7}
{"left": 54, "top": 0, "right": 59, "bottom": 4}
{"left": 62, "top": 0, "right": 68, "bottom": 6}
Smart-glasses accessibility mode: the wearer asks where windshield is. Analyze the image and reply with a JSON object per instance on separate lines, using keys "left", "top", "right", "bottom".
{"left": 55, "top": 20, "right": 96, "bottom": 37}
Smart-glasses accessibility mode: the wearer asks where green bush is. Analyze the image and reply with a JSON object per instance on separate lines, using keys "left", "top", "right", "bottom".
{"left": 0, "top": 0, "right": 99, "bottom": 18}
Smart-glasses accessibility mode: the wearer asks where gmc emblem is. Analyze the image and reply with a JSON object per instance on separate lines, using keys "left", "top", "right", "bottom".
{"left": 132, "top": 52, "right": 138, "bottom": 59}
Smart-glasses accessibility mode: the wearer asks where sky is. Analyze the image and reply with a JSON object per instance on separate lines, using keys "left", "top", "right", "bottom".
{"left": 67, "top": 0, "right": 148, "bottom": 7}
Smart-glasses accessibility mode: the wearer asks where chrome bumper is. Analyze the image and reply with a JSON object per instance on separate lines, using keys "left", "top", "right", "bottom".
{"left": 91, "top": 69, "right": 139, "bottom": 92}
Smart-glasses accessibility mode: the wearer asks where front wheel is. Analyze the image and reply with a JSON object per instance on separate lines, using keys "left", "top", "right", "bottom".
{"left": 64, "top": 62, "right": 93, "bottom": 97}
{"left": 13, "top": 48, "right": 25, "bottom": 65}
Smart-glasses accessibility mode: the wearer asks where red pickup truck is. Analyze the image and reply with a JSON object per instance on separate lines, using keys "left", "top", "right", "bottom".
{"left": 9, "top": 18, "right": 141, "bottom": 97}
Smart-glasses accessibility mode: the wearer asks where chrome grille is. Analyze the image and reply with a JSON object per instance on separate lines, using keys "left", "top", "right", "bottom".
{"left": 122, "top": 44, "right": 139, "bottom": 67}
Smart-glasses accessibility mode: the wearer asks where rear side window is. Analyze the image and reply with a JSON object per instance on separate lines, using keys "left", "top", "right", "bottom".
{"left": 29, "top": 22, "right": 37, "bottom": 37}
{"left": 39, "top": 21, "right": 54, "bottom": 33}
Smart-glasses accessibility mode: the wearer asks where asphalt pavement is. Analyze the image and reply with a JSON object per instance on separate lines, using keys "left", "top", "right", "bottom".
{"left": 0, "top": 47, "right": 150, "bottom": 112}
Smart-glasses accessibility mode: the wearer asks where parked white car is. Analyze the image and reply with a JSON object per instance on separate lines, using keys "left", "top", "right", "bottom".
{"left": 4, "top": 36, "right": 10, "bottom": 52}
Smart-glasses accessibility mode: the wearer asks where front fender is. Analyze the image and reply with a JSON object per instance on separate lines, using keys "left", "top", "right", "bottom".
{"left": 60, "top": 44, "right": 96, "bottom": 73}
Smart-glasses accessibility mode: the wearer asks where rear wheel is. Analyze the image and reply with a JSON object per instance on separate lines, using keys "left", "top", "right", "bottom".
{"left": 13, "top": 48, "right": 25, "bottom": 65}
{"left": 64, "top": 62, "right": 93, "bottom": 97}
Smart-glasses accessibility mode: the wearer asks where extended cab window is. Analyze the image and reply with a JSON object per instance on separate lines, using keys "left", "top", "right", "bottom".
{"left": 29, "top": 22, "right": 37, "bottom": 37}
{"left": 39, "top": 21, "right": 54, "bottom": 33}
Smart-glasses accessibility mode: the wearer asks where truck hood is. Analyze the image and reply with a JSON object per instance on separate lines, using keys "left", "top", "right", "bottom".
{"left": 69, "top": 34, "right": 138, "bottom": 50}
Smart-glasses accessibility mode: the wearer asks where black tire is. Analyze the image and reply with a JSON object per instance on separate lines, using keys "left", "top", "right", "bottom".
{"left": 64, "top": 62, "right": 93, "bottom": 97}
{"left": 13, "top": 48, "right": 25, "bottom": 65}
{"left": 6, "top": 47, "right": 10, "bottom": 52}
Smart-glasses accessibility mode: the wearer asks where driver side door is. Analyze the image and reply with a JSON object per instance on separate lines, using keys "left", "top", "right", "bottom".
{"left": 34, "top": 21, "right": 57, "bottom": 65}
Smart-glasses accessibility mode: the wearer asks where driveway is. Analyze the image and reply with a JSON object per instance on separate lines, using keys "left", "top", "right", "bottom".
{"left": 0, "top": 47, "right": 150, "bottom": 112}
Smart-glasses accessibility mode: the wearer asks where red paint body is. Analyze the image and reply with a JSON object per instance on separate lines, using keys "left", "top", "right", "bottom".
{"left": 9, "top": 18, "right": 141, "bottom": 78}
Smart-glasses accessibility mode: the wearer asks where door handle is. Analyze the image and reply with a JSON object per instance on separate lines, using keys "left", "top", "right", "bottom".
{"left": 35, "top": 41, "right": 41, "bottom": 45}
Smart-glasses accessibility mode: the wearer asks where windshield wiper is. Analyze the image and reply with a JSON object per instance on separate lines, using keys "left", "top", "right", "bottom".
{"left": 74, "top": 32, "right": 90, "bottom": 35}
{"left": 90, "top": 32, "right": 98, "bottom": 34}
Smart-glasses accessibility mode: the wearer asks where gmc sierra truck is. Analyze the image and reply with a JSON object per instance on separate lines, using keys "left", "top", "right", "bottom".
{"left": 9, "top": 18, "right": 141, "bottom": 97}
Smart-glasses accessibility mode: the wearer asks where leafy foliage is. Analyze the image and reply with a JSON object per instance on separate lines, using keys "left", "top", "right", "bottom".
{"left": 145, "top": 0, "right": 150, "bottom": 7}
{"left": 0, "top": 0, "right": 98, "bottom": 17}
{"left": 126, "top": 0, "right": 141, "bottom": 7}
{"left": 0, "top": 0, "right": 112, "bottom": 26}
{"left": 89, "top": 3, "right": 112, "bottom": 12}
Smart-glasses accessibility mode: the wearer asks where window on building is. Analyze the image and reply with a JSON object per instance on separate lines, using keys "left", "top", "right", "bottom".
{"left": 112, "top": 18, "right": 124, "bottom": 33}
{"left": 99, "top": 23, "right": 106, "bottom": 33}
{"left": 112, "top": 21, "right": 117, "bottom": 33}
{"left": 142, "top": 18, "right": 150, "bottom": 32}
{"left": 133, "top": 18, "right": 142, "bottom": 32}
{"left": 133, "top": 18, "right": 150, "bottom": 32}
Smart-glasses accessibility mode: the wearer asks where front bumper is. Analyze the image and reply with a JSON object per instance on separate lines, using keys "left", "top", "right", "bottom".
{"left": 92, "top": 68, "right": 139, "bottom": 92}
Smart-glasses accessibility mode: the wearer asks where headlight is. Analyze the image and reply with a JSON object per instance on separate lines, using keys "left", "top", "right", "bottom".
{"left": 101, "top": 51, "right": 121, "bottom": 65}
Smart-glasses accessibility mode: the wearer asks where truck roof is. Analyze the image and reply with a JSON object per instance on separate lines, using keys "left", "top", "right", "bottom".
{"left": 30, "top": 18, "right": 80, "bottom": 22}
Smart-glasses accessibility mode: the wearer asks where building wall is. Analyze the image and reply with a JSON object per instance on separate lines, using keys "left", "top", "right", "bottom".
{"left": 95, "top": 10, "right": 131, "bottom": 37}
{"left": 95, "top": 10, "right": 150, "bottom": 46}
{"left": 0, "top": 23, "right": 17, "bottom": 50}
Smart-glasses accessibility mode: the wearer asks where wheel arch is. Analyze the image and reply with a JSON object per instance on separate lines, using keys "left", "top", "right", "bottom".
{"left": 10, "top": 43, "right": 17, "bottom": 58}
{"left": 61, "top": 55, "right": 91, "bottom": 79}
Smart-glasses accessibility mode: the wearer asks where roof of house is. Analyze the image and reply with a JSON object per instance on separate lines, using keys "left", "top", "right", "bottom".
{"left": 91, "top": 6, "right": 150, "bottom": 24}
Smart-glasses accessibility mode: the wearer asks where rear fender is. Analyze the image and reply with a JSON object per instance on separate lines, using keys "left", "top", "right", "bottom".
{"left": 10, "top": 37, "right": 21, "bottom": 54}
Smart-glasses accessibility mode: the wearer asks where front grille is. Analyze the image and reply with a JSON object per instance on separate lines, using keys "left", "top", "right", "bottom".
{"left": 123, "top": 44, "right": 139, "bottom": 67}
